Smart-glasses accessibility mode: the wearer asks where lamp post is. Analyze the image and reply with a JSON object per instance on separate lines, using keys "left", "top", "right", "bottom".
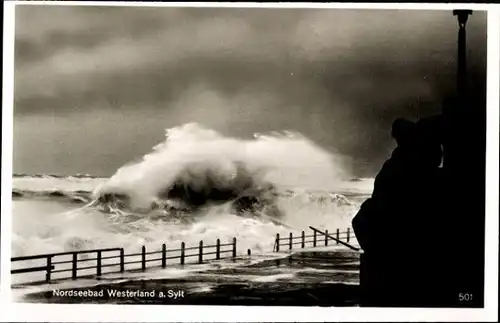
{"left": 446, "top": 11, "right": 483, "bottom": 305}
{"left": 443, "top": 10, "right": 473, "bottom": 171}
{"left": 453, "top": 10, "right": 472, "bottom": 98}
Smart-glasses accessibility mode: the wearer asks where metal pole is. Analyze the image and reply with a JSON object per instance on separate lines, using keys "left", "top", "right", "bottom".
{"left": 120, "top": 248, "right": 125, "bottom": 272}
{"left": 46, "top": 256, "right": 52, "bottom": 282}
{"left": 141, "top": 246, "right": 146, "bottom": 271}
{"left": 443, "top": 10, "right": 472, "bottom": 171}
{"left": 216, "top": 239, "right": 220, "bottom": 260}
{"left": 180, "top": 242, "right": 185, "bottom": 265}
{"left": 453, "top": 10, "right": 472, "bottom": 98}
{"left": 162, "top": 243, "right": 166, "bottom": 268}
{"left": 199, "top": 240, "right": 203, "bottom": 264}
{"left": 72, "top": 253, "right": 77, "bottom": 280}
{"left": 97, "top": 251, "right": 102, "bottom": 276}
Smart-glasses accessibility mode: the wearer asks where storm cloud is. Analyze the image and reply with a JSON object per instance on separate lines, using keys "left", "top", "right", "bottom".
{"left": 13, "top": 5, "right": 487, "bottom": 177}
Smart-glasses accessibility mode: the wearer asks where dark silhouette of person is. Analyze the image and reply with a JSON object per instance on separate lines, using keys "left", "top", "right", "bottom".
{"left": 353, "top": 116, "right": 446, "bottom": 306}
{"left": 354, "top": 118, "right": 417, "bottom": 254}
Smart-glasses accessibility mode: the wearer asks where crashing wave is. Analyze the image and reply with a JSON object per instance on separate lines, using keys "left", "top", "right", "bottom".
{"left": 13, "top": 124, "right": 361, "bottom": 236}
{"left": 93, "top": 123, "right": 348, "bottom": 214}
{"left": 94, "top": 181, "right": 282, "bottom": 219}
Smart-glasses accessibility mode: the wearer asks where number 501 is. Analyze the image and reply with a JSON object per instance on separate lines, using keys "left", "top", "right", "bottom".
{"left": 459, "top": 293, "right": 473, "bottom": 301}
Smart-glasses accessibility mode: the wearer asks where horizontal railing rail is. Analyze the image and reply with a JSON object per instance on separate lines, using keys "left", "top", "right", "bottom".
{"left": 11, "top": 247, "right": 123, "bottom": 261}
{"left": 11, "top": 265, "right": 55, "bottom": 274}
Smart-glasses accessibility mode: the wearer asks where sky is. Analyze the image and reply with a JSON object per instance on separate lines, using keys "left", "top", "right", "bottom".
{"left": 12, "top": 5, "right": 487, "bottom": 177}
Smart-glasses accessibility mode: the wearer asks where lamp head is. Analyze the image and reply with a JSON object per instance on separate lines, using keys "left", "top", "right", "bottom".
{"left": 453, "top": 10, "right": 473, "bottom": 27}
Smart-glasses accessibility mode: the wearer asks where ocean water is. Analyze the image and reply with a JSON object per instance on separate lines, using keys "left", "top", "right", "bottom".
{"left": 11, "top": 124, "right": 372, "bottom": 301}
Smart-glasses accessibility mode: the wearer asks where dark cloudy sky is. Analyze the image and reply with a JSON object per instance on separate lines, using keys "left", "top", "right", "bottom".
{"left": 13, "top": 5, "right": 487, "bottom": 177}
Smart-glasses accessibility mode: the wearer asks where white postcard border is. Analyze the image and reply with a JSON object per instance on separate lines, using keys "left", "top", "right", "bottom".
{"left": 1, "top": 2, "right": 498, "bottom": 322}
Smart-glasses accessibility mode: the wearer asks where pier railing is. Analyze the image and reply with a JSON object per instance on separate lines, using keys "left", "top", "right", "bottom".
{"left": 11, "top": 238, "right": 237, "bottom": 284}
{"left": 273, "top": 227, "right": 358, "bottom": 252}
{"left": 12, "top": 226, "right": 359, "bottom": 284}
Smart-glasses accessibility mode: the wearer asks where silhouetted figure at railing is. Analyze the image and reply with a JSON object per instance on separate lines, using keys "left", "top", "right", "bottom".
{"left": 353, "top": 116, "right": 447, "bottom": 306}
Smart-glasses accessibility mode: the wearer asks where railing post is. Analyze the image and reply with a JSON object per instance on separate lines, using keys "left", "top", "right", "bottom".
{"left": 97, "top": 251, "right": 102, "bottom": 277}
{"left": 313, "top": 230, "right": 317, "bottom": 247}
{"left": 325, "top": 229, "right": 329, "bottom": 246}
{"left": 142, "top": 246, "right": 146, "bottom": 271}
{"left": 46, "top": 255, "right": 52, "bottom": 282}
{"left": 232, "top": 237, "right": 237, "bottom": 258}
{"left": 336, "top": 228, "right": 340, "bottom": 244}
{"left": 289, "top": 232, "right": 293, "bottom": 250}
{"left": 199, "top": 240, "right": 203, "bottom": 264}
{"left": 162, "top": 243, "right": 166, "bottom": 268}
{"left": 120, "top": 248, "right": 125, "bottom": 272}
{"left": 276, "top": 233, "right": 280, "bottom": 252}
{"left": 347, "top": 228, "right": 350, "bottom": 242}
{"left": 181, "top": 242, "right": 185, "bottom": 265}
{"left": 301, "top": 231, "right": 305, "bottom": 248}
{"left": 216, "top": 239, "right": 220, "bottom": 260}
{"left": 72, "top": 253, "right": 77, "bottom": 280}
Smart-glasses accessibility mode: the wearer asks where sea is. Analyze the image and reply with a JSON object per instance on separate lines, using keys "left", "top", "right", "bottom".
{"left": 11, "top": 123, "right": 374, "bottom": 304}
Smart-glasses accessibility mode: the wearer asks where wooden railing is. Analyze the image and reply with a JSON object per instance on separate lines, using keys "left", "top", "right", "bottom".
{"left": 11, "top": 238, "right": 237, "bottom": 284}
{"left": 273, "top": 227, "right": 357, "bottom": 252}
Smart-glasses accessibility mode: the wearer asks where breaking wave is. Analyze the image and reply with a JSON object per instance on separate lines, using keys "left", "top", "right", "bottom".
{"left": 12, "top": 124, "right": 373, "bottom": 258}
{"left": 93, "top": 123, "right": 350, "bottom": 214}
